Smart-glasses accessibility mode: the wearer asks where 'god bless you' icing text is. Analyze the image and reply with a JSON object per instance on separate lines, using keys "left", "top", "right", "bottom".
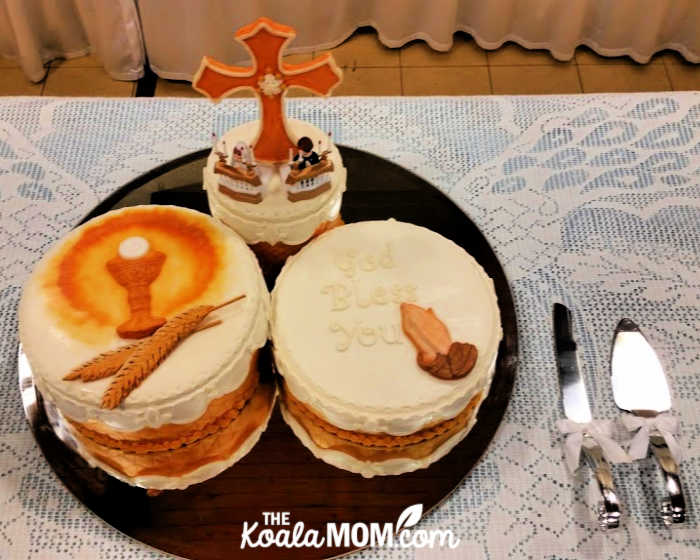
{"left": 321, "top": 244, "right": 416, "bottom": 351}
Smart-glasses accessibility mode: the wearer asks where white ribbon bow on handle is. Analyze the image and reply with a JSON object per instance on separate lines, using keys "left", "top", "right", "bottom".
{"left": 556, "top": 419, "right": 631, "bottom": 473}
{"left": 620, "top": 413, "right": 683, "bottom": 463}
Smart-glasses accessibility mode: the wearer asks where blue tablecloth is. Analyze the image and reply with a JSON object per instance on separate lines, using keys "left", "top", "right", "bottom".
{"left": 1, "top": 94, "right": 699, "bottom": 560}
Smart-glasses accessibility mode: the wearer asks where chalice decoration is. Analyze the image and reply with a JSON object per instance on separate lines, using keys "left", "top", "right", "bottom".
{"left": 106, "top": 236, "right": 166, "bottom": 339}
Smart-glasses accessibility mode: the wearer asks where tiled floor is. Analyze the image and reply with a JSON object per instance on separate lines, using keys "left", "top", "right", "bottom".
{"left": 1, "top": 29, "right": 698, "bottom": 97}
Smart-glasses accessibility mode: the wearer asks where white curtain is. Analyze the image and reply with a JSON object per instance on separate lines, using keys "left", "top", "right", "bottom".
{"left": 2, "top": 0, "right": 697, "bottom": 84}
{"left": 0, "top": 0, "right": 144, "bottom": 83}
{"left": 138, "top": 0, "right": 699, "bottom": 81}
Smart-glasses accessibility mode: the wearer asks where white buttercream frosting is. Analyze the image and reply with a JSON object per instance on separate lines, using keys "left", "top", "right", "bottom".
{"left": 271, "top": 220, "right": 502, "bottom": 436}
{"left": 19, "top": 205, "right": 270, "bottom": 432}
{"left": 204, "top": 119, "right": 346, "bottom": 245}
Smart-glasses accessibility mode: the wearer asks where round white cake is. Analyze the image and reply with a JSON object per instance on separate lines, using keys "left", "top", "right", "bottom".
{"left": 204, "top": 118, "right": 346, "bottom": 247}
{"left": 19, "top": 205, "right": 274, "bottom": 490}
{"left": 271, "top": 219, "right": 502, "bottom": 477}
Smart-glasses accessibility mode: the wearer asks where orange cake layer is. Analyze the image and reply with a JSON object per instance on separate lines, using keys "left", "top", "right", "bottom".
{"left": 68, "top": 351, "right": 260, "bottom": 453}
{"left": 251, "top": 214, "right": 343, "bottom": 265}
{"left": 281, "top": 384, "right": 482, "bottom": 462}
{"left": 73, "top": 381, "right": 275, "bottom": 479}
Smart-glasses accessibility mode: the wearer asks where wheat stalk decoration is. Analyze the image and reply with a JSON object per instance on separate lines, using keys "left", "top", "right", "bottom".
{"left": 62, "top": 295, "right": 245, "bottom": 409}
{"left": 63, "top": 319, "right": 224, "bottom": 383}
{"left": 64, "top": 343, "right": 142, "bottom": 382}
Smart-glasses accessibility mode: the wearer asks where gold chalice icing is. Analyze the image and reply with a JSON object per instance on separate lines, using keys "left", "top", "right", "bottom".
{"left": 45, "top": 206, "right": 224, "bottom": 345}
{"left": 106, "top": 236, "right": 166, "bottom": 339}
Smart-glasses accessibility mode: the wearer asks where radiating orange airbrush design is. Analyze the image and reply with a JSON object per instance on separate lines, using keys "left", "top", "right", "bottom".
{"left": 43, "top": 208, "right": 225, "bottom": 343}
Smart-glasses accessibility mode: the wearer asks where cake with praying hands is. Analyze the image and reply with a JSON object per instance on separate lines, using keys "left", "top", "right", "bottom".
{"left": 270, "top": 219, "right": 503, "bottom": 477}
{"left": 18, "top": 205, "right": 274, "bottom": 492}
{"left": 194, "top": 17, "right": 347, "bottom": 273}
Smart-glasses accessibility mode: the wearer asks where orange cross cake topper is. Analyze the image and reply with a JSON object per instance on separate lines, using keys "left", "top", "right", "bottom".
{"left": 192, "top": 17, "right": 343, "bottom": 163}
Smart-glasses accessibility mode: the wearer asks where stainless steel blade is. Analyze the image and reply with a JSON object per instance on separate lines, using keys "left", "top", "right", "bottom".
{"left": 553, "top": 303, "right": 592, "bottom": 423}
{"left": 553, "top": 304, "right": 623, "bottom": 528}
{"left": 611, "top": 318, "right": 671, "bottom": 414}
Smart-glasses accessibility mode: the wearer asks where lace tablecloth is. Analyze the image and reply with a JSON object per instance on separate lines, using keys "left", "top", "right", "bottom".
{"left": 1, "top": 94, "right": 699, "bottom": 560}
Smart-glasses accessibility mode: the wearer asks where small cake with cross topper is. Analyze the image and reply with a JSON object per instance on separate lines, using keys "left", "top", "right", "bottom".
{"left": 271, "top": 220, "right": 503, "bottom": 477}
{"left": 19, "top": 205, "right": 274, "bottom": 491}
{"left": 194, "top": 17, "right": 347, "bottom": 272}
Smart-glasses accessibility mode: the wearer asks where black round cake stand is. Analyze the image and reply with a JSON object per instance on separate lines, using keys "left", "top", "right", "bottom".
{"left": 19, "top": 146, "right": 518, "bottom": 560}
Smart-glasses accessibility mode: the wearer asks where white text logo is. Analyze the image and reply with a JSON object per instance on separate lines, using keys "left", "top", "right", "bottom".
{"left": 241, "top": 504, "right": 460, "bottom": 549}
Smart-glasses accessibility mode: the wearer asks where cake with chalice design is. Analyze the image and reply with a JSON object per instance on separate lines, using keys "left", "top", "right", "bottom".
{"left": 271, "top": 220, "right": 503, "bottom": 477}
{"left": 19, "top": 205, "right": 273, "bottom": 491}
{"left": 194, "top": 17, "right": 347, "bottom": 270}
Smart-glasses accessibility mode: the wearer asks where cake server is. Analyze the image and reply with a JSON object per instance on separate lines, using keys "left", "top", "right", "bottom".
{"left": 611, "top": 318, "right": 685, "bottom": 525}
{"left": 553, "top": 303, "right": 621, "bottom": 530}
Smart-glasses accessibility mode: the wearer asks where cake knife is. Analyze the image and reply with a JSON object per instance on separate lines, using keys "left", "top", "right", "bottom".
{"left": 611, "top": 318, "right": 686, "bottom": 525}
{"left": 553, "top": 303, "right": 621, "bottom": 530}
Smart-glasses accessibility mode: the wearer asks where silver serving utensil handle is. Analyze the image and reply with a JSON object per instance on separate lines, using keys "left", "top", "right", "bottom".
{"left": 582, "top": 435, "right": 621, "bottom": 530}
{"left": 649, "top": 430, "right": 686, "bottom": 525}
{"left": 582, "top": 440, "right": 621, "bottom": 530}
